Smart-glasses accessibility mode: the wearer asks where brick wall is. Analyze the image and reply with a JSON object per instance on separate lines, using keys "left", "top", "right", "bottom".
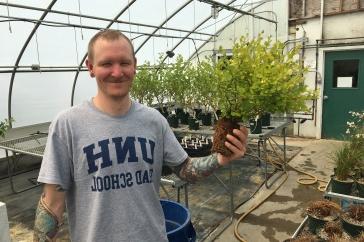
{"left": 289, "top": 0, "right": 364, "bottom": 19}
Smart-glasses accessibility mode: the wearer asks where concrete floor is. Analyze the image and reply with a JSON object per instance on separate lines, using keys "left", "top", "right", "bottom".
{"left": 0, "top": 137, "right": 343, "bottom": 241}
{"left": 211, "top": 138, "right": 343, "bottom": 242}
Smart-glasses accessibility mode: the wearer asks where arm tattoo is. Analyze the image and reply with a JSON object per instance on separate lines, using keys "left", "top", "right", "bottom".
{"left": 171, "top": 154, "right": 220, "bottom": 183}
{"left": 33, "top": 194, "right": 61, "bottom": 242}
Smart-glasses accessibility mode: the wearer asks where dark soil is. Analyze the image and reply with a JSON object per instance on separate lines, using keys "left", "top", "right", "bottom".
{"left": 211, "top": 117, "right": 239, "bottom": 156}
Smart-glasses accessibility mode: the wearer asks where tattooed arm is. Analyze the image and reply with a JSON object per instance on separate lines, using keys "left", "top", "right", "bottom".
{"left": 33, "top": 184, "right": 65, "bottom": 242}
{"left": 171, "top": 154, "right": 220, "bottom": 183}
{"left": 171, "top": 127, "right": 248, "bottom": 183}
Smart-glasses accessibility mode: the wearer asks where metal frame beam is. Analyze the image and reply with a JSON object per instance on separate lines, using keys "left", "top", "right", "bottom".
{"left": 7, "top": 0, "right": 58, "bottom": 126}
{"left": 0, "top": 1, "right": 213, "bottom": 37}
{"left": 0, "top": 15, "right": 209, "bottom": 42}
{"left": 198, "top": 0, "right": 277, "bottom": 24}
{"left": 135, "top": 0, "right": 194, "bottom": 53}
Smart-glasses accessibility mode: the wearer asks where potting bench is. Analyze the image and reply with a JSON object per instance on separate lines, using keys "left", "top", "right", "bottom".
{"left": 0, "top": 122, "right": 49, "bottom": 193}
{"left": 324, "top": 178, "right": 364, "bottom": 206}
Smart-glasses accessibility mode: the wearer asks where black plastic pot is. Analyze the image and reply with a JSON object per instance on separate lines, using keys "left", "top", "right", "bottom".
{"left": 179, "top": 112, "right": 190, "bottom": 125}
{"left": 356, "top": 180, "right": 364, "bottom": 198}
{"left": 341, "top": 216, "right": 364, "bottom": 237}
{"left": 156, "top": 107, "right": 169, "bottom": 118}
{"left": 188, "top": 117, "right": 199, "bottom": 130}
{"left": 175, "top": 108, "right": 184, "bottom": 116}
{"left": 331, "top": 177, "right": 354, "bottom": 195}
{"left": 249, "top": 118, "right": 262, "bottom": 134}
{"left": 201, "top": 113, "right": 212, "bottom": 126}
{"left": 167, "top": 114, "right": 179, "bottom": 128}
{"left": 194, "top": 109, "right": 203, "bottom": 120}
{"left": 261, "top": 112, "right": 271, "bottom": 126}
{"left": 184, "top": 144, "right": 212, "bottom": 158}
{"left": 307, "top": 214, "right": 331, "bottom": 234}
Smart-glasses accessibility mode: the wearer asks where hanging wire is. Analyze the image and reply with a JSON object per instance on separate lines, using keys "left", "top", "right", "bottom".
{"left": 69, "top": 15, "right": 80, "bottom": 66}
{"left": 6, "top": 0, "right": 12, "bottom": 33}
{"left": 127, "top": 0, "right": 132, "bottom": 40}
{"left": 77, "top": 0, "right": 84, "bottom": 39}
{"left": 34, "top": 27, "right": 41, "bottom": 73}
{"left": 152, "top": 36, "right": 155, "bottom": 63}
{"left": 193, "top": 0, "right": 196, "bottom": 43}
{"left": 164, "top": 0, "right": 169, "bottom": 51}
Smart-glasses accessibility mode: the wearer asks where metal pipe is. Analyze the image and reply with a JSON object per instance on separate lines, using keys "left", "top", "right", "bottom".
{"left": 135, "top": 0, "right": 193, "bottom": 53}
{"left": 7, "top": 0, "right": 58, "bottom": 127}
{"left": 320, "top": 0, "right": 325, "bottom": 40}
{"left": 0, "top": 69, "right": 88, "bottom": 74}
{"left": 303, "top": 0, "right": 306, "bottom": 17}
{"left": 187, "top": 0, "right": 270, "bottom": 63}
{"left": 0, "top": 1, "right": 214, "bottom": 37}
{"left": 198, "top": 0, "right": 277, "bottom": 24}
{"left": 0, "top": 15, "right": 209, "bottom": 42}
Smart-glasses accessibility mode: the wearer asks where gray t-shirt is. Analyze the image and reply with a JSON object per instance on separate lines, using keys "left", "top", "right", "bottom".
{"left": 38, "top": 100, "right": 188, "bottom": 242}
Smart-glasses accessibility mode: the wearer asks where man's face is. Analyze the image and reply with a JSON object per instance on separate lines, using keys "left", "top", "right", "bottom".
{"left": 86, "top": 37, "right": 137, "bottom": 100}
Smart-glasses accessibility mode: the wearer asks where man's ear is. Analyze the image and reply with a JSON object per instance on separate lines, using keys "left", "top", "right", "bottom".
{"left": 85, "top": 59, "right": 95, "bottom": 78}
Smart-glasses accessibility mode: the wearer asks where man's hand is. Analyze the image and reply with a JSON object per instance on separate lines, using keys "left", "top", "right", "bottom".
{"left": 217, "top": 127, "right": 248, "bottom": 166}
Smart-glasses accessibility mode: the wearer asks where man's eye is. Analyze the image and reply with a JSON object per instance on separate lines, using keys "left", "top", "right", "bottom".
{"left": 101, "top": 63, "right": 112, "bottom": 67}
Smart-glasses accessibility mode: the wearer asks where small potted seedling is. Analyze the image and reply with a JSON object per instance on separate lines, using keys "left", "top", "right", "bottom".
{"left": 341, "top": 204, "right": 364, "bottom": 237}
{"left": 306, "top": 200, "right": 341, "bottom": 234}
{"left": 318, "top": 220, "right": 345, "bottom": 241}
{"left": 331, "top": 143, "right": 356, "bottom": 195}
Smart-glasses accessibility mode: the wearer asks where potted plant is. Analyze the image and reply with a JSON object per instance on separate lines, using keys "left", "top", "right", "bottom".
{"left": 346, "top": 111, "right": 364, "bottom": 197}
{"left": 211, "top": 33, "right": 317, "bottom": 155}
{"left": 306, "top": 200, "right": 341, "bottom": 234}
{"left": 131, "top": 61, "right": 155, "bottom": 106}
{"left": 190, "top": 57, "right": 219, "bottom": 126}
{"left": 331, "top": 142, "right": 356, "bottom": 195}
{"left": 163, "top": 55, "right": 193, "bottom": 128}
{"left": 318, "top": 220, "right": 344, "bottom": 241}
{"left": 341, "top": 204, "right": 364, "bottom": 237}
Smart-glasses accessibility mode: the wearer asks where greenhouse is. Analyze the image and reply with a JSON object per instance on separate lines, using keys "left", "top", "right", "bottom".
{"left": 0, "top": 0, "right": 364, "bottom": 241}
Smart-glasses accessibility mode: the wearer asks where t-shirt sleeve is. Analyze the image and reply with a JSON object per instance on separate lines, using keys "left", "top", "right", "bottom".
{"left": 162, "top": 122, "right": 188, "bottom": 167}
{"left": 37, "top": 121, "right": 73, "bottom": 190}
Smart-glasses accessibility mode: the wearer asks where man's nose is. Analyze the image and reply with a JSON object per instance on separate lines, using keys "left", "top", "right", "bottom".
{"left": 111, "top": 64, "right": 123, "bottom": 77}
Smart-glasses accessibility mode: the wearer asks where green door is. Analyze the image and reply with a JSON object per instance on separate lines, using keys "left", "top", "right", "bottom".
{"left": 322, "top": 49, "right": 364, "bottom": 139}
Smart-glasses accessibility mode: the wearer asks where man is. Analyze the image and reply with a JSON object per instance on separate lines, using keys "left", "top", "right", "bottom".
{"left": 34, "top": 29, "right": 248, "bottom": 242}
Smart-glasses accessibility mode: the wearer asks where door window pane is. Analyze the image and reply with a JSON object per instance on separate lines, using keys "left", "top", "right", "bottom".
{"left": 333, "top": 59, "right": 359, "bottom": 88}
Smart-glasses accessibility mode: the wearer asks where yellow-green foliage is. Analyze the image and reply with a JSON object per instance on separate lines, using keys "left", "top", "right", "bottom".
{"left": 189, "top": 57, "right": 219, "bottom": 112}
{"left": 215, "top": 33, "right": 317, "bottom": 121}
{"left": 131, "top": 61, "right": 157, "bottom": 106}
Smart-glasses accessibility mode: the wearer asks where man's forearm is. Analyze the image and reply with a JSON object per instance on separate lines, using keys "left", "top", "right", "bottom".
{"left": 33, "top": 194, "right": 61, "bottom": 242}
{"left": 34, "top": 184, "right": 65, "bottom": 242}
{"left": 172, "top": 154, "right": 220, "bottom": 183}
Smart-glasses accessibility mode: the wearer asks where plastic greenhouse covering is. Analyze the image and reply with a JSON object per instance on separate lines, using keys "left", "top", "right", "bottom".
{"left": 0, "top": 0, "right": 279, "bottom": 127}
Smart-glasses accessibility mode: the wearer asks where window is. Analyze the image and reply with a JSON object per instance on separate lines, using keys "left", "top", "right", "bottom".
{"left": 333, "top": 59, "right": 359, "bottom": 88}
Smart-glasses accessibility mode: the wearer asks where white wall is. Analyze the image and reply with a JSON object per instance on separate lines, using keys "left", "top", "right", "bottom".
{"left": 292, "top": 12, "right": 364, "bottom": 138}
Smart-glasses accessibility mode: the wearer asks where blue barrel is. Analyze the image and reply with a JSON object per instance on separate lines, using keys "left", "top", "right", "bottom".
{"left": 160, "top": 199, "right": 196, "bottom": 242}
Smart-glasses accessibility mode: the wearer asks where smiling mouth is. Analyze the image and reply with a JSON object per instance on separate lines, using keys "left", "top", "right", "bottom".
{"left": 105, "top": 79, "right": 126, "bottom": 83}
